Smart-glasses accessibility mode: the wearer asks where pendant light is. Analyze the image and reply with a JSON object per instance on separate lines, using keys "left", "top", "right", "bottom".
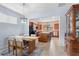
{"left": 21, "top": 3, "right": 27, "bottom": 23}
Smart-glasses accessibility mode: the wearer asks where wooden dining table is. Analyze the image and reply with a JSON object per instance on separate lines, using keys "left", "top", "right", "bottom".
{"left": 8, "top": 36, "right": 38, "bottom": 55}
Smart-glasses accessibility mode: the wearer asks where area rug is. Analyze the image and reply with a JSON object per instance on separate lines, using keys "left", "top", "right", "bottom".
{"left": 0, "top": 47, "right": 44, "bottom": 56}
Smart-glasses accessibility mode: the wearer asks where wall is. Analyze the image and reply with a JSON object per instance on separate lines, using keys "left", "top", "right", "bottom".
{"left": 0, "top": 13, "right": 29, "bottom": 49}
{"left": 0, "top": 23, "right": 22, "bottom": 49}
{"left": 60, "top": 16, "right": 66, "bottom": 46}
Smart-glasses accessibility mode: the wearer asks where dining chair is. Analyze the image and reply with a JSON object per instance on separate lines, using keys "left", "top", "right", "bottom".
{"left": 15, "top": 40, "right": 23, "bottom": 56}
{"left": 15, "top": 39, "right": 29, "bottom": 56}
{"left": 8, "top": 38, "right": 17, "bottom": 55}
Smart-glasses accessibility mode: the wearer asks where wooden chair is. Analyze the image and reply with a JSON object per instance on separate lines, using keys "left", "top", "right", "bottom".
{"left": 8, "top": 39, "right": 17, "bottom": 55}
{"left": 22, "top": 39, "right": 35, "bottom": 55}
{"left": 8, "top": 38, "right": 35, "bottom": 55}
{"left": 15, "top": 40, "right": 23, "bottom": 55}
{"left": 28, "top": 39, "right": 35, "bottom": 54}
{"left": 15, "top": 39, "right": 29, "bottom": 55}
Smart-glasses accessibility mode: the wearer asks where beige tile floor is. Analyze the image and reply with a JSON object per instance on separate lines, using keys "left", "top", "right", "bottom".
{"left": 37, "top": 37, "right": 67, "bottom": 56}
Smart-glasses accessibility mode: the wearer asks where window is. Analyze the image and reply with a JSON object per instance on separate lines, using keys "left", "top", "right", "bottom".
{"left": 0, "top": 13, "right": 17, "bottom": 24}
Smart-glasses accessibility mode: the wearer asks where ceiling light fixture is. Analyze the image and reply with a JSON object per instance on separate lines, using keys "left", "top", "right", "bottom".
{"left": 21, "top": 3, "right": 27, "bottom": 23}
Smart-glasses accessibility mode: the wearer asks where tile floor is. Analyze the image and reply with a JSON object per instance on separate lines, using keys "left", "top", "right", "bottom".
{"left": 0, "top": 37, "right": 67, "bottom": 56}
{"left": 35, "top": 37, "right": 67, "bottom": 56}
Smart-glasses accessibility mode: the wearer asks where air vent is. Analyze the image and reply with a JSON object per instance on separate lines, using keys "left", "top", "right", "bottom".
{"left": 58, "top": 3, "right": 66, "bottom": 7}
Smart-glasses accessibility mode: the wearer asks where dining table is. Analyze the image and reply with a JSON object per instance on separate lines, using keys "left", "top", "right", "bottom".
{"left": 8, "top": 36, "right": 38, "bottom": 55}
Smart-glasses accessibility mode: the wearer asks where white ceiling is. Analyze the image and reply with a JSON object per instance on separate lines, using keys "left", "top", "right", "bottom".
{"left": 0, "top": 3, "right": 74, "bottom": 19}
